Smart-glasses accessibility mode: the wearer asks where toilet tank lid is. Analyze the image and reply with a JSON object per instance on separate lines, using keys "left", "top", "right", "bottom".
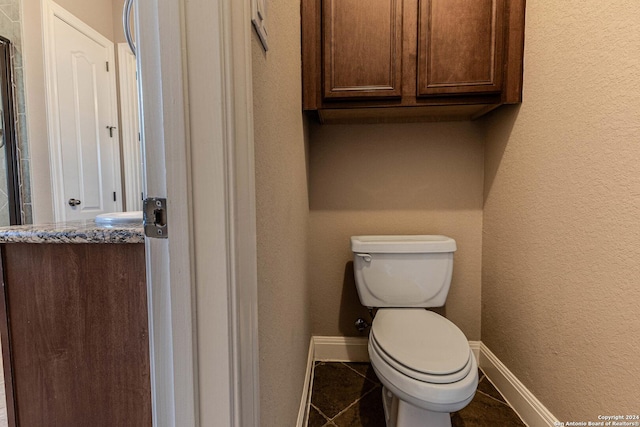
{"left": 351, "top": 235, "right": 456, "bottom": 253}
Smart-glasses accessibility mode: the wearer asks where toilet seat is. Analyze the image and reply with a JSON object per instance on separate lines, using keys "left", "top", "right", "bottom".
{"left": 371, "top": 309, "right": 471, "bottom": 384}
{"left": 370, "top": 336, "right": 472, "bottom": 384}
{"left": 368, "top": 337, "right": 478, "bottom": 413}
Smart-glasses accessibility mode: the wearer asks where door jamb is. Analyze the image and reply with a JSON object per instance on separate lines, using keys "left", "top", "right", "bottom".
{"left": 138, "top": 0, "right": 259, "bottom": 425}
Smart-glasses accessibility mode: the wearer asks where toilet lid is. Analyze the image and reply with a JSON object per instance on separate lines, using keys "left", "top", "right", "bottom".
{"left": 371, "top": 309, "right": 471, "bottom": 379}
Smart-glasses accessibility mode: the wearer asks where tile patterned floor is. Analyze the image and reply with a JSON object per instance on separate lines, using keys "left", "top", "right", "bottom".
{"left": 308, "top": 362, "right": 527, "bottom": 427}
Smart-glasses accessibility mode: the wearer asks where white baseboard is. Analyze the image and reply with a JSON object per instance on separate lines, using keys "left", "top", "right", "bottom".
{"left": 295, "top": 338, "right": 315, "bottom": 427}
{"left": 312, "top": 336, "right": 480, "bottom": 365}
{"left": 313, "top": 336, "right": 370, "bottom": 362}
{"left": 479, "top": 343, "right": 559, "bottom": 427}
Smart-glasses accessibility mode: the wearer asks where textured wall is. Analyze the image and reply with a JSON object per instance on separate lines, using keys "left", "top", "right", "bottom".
{"left": 111, "top": 0, "right": 126, "bottom": 44}
{"left": 55, "top": 0, "right": 115, "bottom": 40}
{"left": 482, "top": 0, "right": 640, "bottom": 420}
{"left": 308, "top": 122, "right": 484, "bottom": 340}
{"left": 251, "top": 1, "right": 311, "bottom": 425}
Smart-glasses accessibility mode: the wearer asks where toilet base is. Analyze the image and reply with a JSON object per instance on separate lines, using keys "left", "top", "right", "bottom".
{"left": 381, "top": 387, "right": 452, "bottom": 427}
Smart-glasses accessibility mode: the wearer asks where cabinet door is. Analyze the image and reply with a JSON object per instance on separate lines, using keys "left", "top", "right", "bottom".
{"left": 418, "top": 0, "right": 505, "bottom": 96}
{"left": 322, "top": 0, "right": 403, "bottom": 100}
{"left": 0, "top": 244, "right": 151, "bottom": 426}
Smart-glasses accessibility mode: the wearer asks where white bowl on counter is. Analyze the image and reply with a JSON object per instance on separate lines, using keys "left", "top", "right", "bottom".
{"left": 95, "top": 211, "right": 143, "bottom": 225}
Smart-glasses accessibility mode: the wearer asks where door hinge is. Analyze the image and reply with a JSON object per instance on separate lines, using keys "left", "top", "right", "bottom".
{"left": 106, "top": 61, "right": 109, "bottom": 71}
{"left": 113, "top": 191, "right": 117, "bottom": 202}
{"left": 143, "top": 197, "right": 168, "bottom": 239}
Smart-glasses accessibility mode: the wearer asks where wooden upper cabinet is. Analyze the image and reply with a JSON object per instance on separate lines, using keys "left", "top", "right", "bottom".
{"left": 322, "top": 0, "right": 403, "bottom": 99}
{"left": 418, "top": 0, "right": 505, "bottom": 96}
{"left": 302, "top": 0, "right": 525, "bottom": 122}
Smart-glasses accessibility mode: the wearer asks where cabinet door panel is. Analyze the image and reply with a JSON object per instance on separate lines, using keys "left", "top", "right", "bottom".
{"left": 323, "top": 0, "right": 403, "bottom": 99}
{"left": 1, "top": 243, "right": 151, "bottom": 426}
{"left": 418, "top": 0, "right": 505, "bottom": 95}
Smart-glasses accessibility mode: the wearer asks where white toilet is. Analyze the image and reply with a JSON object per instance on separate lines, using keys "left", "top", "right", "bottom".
{"left": 351, "top": 235, "right": 478, "bottom": 427}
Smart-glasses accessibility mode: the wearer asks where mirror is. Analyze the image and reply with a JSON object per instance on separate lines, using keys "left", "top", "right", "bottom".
{"left": 6, "top": 0, "right": 141, "bottom": 224}
{"left": 0, "top": 36, "right": 21, "bottom": 226}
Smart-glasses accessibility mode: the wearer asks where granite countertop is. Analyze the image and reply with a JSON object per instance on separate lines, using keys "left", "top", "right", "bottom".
{"left": 0, "top": 220, "right": 145, "bottom": 244}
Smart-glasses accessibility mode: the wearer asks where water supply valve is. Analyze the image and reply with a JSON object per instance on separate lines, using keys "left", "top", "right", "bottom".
{"left": 355, "top": 318, "right": 370, "bottom": 332}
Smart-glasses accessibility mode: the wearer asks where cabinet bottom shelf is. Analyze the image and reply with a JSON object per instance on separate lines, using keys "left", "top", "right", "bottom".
{"left": 313, "top": 103, "right": 503, "bottom": 124}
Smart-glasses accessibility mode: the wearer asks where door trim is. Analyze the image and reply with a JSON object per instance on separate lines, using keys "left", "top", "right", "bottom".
{"left": 138, "top": 0, "right": 259, "bottom": 425}
{"left": 203, "top": 0, "right": 260, "bottom": 424}
{"left": 0, "top": 37, "right": 22, "bottom": 225}
{"left": 41, "top": 0, "right": 122, "bottom": 222}
{"left": 136, "top": 0, "right": 196, "bottom": 425}
{"left": 117, "top": 42, "right": 142, "bottom": 212}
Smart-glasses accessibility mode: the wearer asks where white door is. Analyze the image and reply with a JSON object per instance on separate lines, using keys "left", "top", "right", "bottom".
{"left": 44, "top": 3, "right": 122, "bottom": 221}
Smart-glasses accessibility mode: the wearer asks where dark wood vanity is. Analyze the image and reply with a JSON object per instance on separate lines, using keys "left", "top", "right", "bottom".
{"left": 0, "top": 223, "right": 151, "bottom": 426}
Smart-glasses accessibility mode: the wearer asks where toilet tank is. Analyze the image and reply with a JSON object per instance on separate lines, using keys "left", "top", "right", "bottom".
{"left": 351, "top": 235, "right": 456, "bottom": 308}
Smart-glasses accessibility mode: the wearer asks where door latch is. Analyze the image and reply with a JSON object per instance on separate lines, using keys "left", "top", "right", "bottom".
{"left": 143, "top": 197, "right": 168, "bottom": 239}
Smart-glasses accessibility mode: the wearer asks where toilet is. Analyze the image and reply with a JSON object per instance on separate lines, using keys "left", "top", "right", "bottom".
{"left": 351, "top": 235, "right": 478, "bottom": 427}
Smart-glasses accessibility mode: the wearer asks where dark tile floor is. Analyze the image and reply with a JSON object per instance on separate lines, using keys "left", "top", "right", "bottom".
{"left": 308, "top": 362, "right": 527, "bottom": 427}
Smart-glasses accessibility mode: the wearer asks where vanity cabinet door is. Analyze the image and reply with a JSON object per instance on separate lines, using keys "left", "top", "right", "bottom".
{"left": 322, "top": 0, "right": 403, "bottom": 100}
{"left": 417, "top": 0, "right": 506, "bottom": 96}
{"left": 0, "top": 243, "right": 151, "bottom": 427}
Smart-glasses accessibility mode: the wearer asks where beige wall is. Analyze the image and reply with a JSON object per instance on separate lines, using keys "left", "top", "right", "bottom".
{"left": 112, "top": 0, "right": 126, "bottom": 44}
{"left": 251, "top": 1, "right": 311, "bottom": 425}
{"left": 482, "top": 0, "right": 640, "bottom": 421}
{"left": 308, "top": 122, "right": 484, "bottom": 340}
{"left": 55, "top": 0, "right": 115, "bottom": 40}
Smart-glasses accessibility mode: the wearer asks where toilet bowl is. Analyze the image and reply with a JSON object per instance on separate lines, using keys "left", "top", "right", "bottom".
{"left": 368, "top": 309, "right": 477, "bottom": 426}
{"left": 350, "top": 235, "right": 479, "bottom": 427}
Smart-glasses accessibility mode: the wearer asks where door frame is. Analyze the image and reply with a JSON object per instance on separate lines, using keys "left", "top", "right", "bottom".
{"left": 117, "top": 42, "right": 142, "bottom": 212}
{"left": 41, "top": 0, "right": 122, "bottom": 222}
{"left": 0, "top": 36, "right": 22, "bottom": 225}
{"left": 138, "top": 0, "right": 258, "bottom": 425}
